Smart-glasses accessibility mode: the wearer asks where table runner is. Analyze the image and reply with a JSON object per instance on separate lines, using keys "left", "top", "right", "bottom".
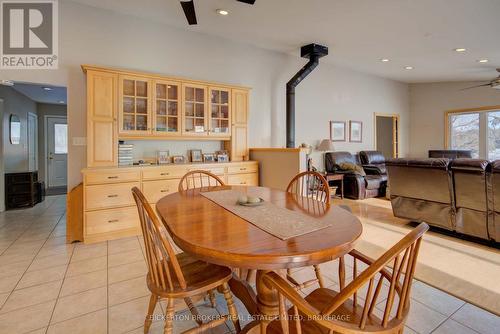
{"left": 201, "top": 189, "right": 332, "bottom": 240}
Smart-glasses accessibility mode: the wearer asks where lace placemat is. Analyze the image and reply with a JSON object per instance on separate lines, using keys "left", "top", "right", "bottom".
{"left": 201, "top": 189, "right": 331, "bottom": 240}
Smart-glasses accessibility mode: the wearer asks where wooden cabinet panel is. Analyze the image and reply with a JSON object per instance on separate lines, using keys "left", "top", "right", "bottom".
{"left": 142, "top": 166, "right": 188, "bottom": 180}
{"left": 227, "top": 89, "right": 249, "bottom": 161}
{"left": 232, "top": 89, "right": 248, "bottom": 125}
{"left": 227, "top": 163, "right": 258, "bottom": 174}
{"left": 85, "top": 170, "right": 140, "bottom": 185}
{"left": 188, "top": 166, "right": 225, "bottom": 176}
{"left": 85, "top": 182, "right": 139, "bottom": 210}
{"left": 85, "top": 207, "right": 139, "bottom": 236}
{"left": 142, "top": 179, "right": 179, "bottom": 203}
{"left": 227, "top": 173, "right": 258, "bottom": 186}
{"left": 87, "top": 70, "right": 117, "bottom": 167}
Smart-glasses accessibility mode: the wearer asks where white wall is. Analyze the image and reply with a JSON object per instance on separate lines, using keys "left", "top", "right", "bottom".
{"left": 0, "top": 1, "right": 411, "bottom": 189}
{"left": 409, "top": 82, "right": 500, "bottom": 157}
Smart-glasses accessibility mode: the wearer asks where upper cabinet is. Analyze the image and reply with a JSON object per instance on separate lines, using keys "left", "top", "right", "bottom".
{"left": 154, "top": 80, "right": 181, "bottom": 136}
{"left": 182, "top": 83, "right": 207, "bottom": 136}
{"left": 119, "top": 75, "right": 152, "bottom": 135}
{"left": 209, "top": 87, "right": 231, "bottom": 138}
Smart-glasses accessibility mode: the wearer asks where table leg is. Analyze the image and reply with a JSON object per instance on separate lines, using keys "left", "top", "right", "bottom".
{"left": 228, "top": 273, "right": 258, "bottom": 317}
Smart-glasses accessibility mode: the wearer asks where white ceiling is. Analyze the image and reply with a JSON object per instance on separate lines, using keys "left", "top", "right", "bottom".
{"left": 12, "top": 82, "right": 67, "bottom": 105}
{"left": 71, "top": 0, "right": 500, "bottom": 83}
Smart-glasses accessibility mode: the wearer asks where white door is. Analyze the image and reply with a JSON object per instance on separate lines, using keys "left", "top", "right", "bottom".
{"left": 28, "top": 112, "right": 38, "bottom": 171}
{"left": 47, "top": 117, "right": 68, "bottom": 188}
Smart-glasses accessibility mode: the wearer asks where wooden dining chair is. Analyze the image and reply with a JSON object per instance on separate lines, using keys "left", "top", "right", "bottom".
{"left": 178, "top": 170, "right": 225, "bottom": 192}
{"left": 131, "top": 187, "right": 241, "bottom": 334}
{"left": 285, "top": 171, "right": 330, "bottom": 290}
{"left": 259, "top": 222, "right": 429, "bottom": 334}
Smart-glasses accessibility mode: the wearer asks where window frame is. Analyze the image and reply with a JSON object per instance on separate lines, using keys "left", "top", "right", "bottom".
{"left": 445, "top": 105, "right": 500, "bottom": 159}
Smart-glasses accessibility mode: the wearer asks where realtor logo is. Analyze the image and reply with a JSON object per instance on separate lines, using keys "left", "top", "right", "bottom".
{"left": 1, "top": 0, "right": 58, "bottom": 69}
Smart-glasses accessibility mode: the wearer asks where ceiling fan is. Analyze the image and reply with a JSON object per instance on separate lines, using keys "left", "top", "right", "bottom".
{"left": 462, "top": 68, "right": 500, "bottom": 90}
{"left": 180, "top": 0, "right": 255, "bottom": 25}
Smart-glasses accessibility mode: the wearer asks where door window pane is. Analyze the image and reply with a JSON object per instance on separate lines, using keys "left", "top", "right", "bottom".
{"left": 54, "top": 124, "right": 68, "bottom": 154}
{"left": 449, "top": 113, "right": 479, "bottom": 158}
{"left": 488, "top": 111, "right": 500, "bottom": 159}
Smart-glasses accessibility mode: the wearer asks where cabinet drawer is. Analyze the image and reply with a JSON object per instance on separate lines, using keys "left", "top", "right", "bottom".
{"left": 142, "top": 179, "right": 179, "bottom": 203}
{"left": 85, "top": 207, "right": 139, "bottom": 236}
{"left": 85, "top": 170, "right": 140, "bottom": 185}
{"left": 142, "top": 166, "right": 188, "bottom": 180}
{"left": 85, "top": 182, "right": 139, "bottom": 210}
{"left": 227, "top": 164, "right": 258, "bottom": 174}
{"left": 227, "top": 173, "right": 258, "bottom": 186}
{"left": 188, "top": 166, "right": 225, "bottom": 176}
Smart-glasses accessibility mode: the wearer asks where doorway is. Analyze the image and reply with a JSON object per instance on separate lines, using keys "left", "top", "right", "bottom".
{"left": 46, "top": 116, "right": 68, "bottom": 192}
{"left": 374, "top": 113, "right": 399, "bottom": 158}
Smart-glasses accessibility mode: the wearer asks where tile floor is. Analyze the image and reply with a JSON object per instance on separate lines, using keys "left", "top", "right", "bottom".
{"left": 0, "top": 195, "right": 498, "bottom": 334}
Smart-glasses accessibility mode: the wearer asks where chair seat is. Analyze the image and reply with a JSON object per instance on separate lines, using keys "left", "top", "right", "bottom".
{"left": 365, "top": 175, "right": 387, "bottom": 190}
{"left": 147, "top": 252, "right": 232, "bottom": 298}
{"left": 266, "top": 288, "right": 383, "bottom": 334}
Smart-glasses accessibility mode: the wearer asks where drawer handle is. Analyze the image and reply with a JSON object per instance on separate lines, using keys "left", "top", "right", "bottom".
{"left": 160, "top": 189, "right": 170, "bottom": 193}
{"left": 160, "top": 172, "right": 170, "bottom": 176}
{"left": 240, "top": 182, "right": 247, "bottom": 185}
{"left": 107, "top": 194, "right": 118, "bottom": 198}
{"left": 107, "top": 176, "right": 119, "bottom": 179}
{"left": 239, "top": 168, "right": 247, "bottom": 171}
{"left": 108, "top": 219, "right": 119, "bottom": 223}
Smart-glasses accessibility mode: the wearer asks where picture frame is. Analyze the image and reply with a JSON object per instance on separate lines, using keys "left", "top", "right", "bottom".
{"left": 217, "top": 154, "right": 229, "bottom": 163}
{"left": 202, "top": 153, "right": 215, "bottom": 162}
{"left": 330, "top": 121, "right": 346, "bottom": 142}
{"left": 156, "top": 150, "right": 170, "bottom": 165}
{"left": 172, "top": 155, "right": 185, "bottom": 164}
{"left": 190, "top": 149, "right": 203, "bottom": 162}
{"left": 349, "top": 121, "right": 363, "bottom": 143}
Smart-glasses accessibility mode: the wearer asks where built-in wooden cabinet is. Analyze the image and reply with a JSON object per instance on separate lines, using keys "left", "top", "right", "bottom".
{"left": 209, "top": 87, "right": 231, "bottom": 137}
{"left": 119, "top": 75, "right": 152, "bottom": 135}
{"left": 153, "top": 80, "right": 181, "bottom": 136}
{"left": 225, "top": 88, "right": 249, "bottom": 161}
{"left": 86, "top": 70, "right": 118, "bottom": 167}
{"left": 182, "top": 83, "right": 207, "bottom": 135}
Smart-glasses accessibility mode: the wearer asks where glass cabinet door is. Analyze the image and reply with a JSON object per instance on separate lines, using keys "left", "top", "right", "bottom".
{"left": 120, "top": 76, "right": 151, "bottom": 134}
{"left": 154, "top": 81, "right": 180, "bottom": 135}
{"left": 183, "top": 84, "right": 207, "bottom": 134}
{"left": 209, "top": 87, "right": 231, "bottom": 136}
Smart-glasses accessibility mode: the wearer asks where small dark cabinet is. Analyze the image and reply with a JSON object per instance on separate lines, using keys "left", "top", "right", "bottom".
{"left": 5, "top": 171, "right": 43, "bottom": 210}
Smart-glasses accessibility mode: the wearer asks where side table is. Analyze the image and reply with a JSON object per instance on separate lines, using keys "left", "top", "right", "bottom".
{"left": 324, "top": 173, "right": 344, "bottom": 199}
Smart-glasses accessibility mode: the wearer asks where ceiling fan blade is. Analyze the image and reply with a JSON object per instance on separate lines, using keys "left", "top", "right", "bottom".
{"left": 236, "top": 0, "right": 256, "bottom": 4}
{"left": 180, "top": 0, "right": 197, "bottom": 25}
{"left": 460, "top": 83, "right": 491, "bottom": 91}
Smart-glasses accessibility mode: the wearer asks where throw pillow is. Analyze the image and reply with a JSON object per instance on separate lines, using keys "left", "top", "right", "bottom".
{"left": 337, "top": 162, "right": 366, "bottom": 176}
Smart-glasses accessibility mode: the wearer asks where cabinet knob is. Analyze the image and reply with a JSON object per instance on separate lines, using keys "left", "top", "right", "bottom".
{"left": 160, "top": 172, "right": 170, "bottom": 176}
{"left": 107, "top": 194, "right": 118, "bottom": 198}
{"left": 108, "top": 219, "right": 119, "bottom": 223}
{"left": 107, "top": 176, "right": 119, "bottom": 179}
{"left": 160, "top": 189, "right": 170, "bottom": 193}
{"left": 240, "top": 168, "right": 247, "bottom": 171}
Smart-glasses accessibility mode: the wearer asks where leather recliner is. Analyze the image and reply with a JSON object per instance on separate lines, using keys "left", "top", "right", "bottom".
{"left": 451, "top": 159, "right": 491, "bottom": 240}
{"left": 325, "top": 152, "right": 386, "bottom": 199}
{"left": 489, "top": 160, "right": 500, "bottom": 241}
{"left": 386, "top": 158, "right": 454, "bottom": 230}
{"left": 359, "top": 151, "right": 387, "bottom": 176}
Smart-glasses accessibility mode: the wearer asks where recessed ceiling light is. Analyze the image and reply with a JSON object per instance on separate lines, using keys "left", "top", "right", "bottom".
{"left": 478, "top": 59, "right": 489, "bottom": 63}
{"left": 404, "top": 66, "right": 414, "bottom": 70}
{"left": 216, "top": 9, "right": 229, "bottom": 16}
{"left": 43, "top": 87, "right": 53, "bottom": 91}
{"left": 58, "top": 100, "right": 65, "bottom": 104}
{"left": 380, "top": 58, "right": 390, "bottom": 62}
{"left": 454, "top": 48, "right": 467, "bottom": 52}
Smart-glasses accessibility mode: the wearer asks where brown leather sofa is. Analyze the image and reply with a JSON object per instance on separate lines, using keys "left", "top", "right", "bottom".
{"left": 386, "top": 158, "right": 498, "bottom": 242}
{"left": 359, "top": 151, "right": 387, "bottom": 176}
{"left": 325, "top": 152, "right": 386, "bottom": 199}
{"left": 386, "top": 158, "right": 454, "bottom": 231}
{"left": 428, "top": 150, "right": 472, "bottom": 159}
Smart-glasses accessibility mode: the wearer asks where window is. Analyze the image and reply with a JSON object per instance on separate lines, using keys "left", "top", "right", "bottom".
{"left": 54, "top": 123, "right": 68, "bottom": 154}
{"left": 447, "top": 108, "right": 500, "bottom": 159}
{"left": 449, "top": 113, "right": 480, "bottom": 158}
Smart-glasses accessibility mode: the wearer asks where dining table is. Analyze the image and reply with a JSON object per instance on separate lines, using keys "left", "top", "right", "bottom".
{"left": 156, "top": 185, "right": 363, "bottom": 333}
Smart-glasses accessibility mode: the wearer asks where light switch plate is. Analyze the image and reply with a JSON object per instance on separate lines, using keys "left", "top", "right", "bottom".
{"left": 72, "top": 137, "right": 86, "bottom": 146}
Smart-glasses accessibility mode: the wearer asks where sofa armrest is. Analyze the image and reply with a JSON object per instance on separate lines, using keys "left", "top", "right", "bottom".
{"left": 362, "top": 164, "right": 385, "bottom": 175}
{"left": 343, "top": 174, "right": 366, "bottom": 200}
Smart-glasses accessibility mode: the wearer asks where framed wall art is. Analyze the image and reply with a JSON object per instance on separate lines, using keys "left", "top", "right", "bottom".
{"left": 330, "top": 121, "right": 346, "bottom": 142}
{"left": 349, "top": 121, "right": 363, "bottom": 143}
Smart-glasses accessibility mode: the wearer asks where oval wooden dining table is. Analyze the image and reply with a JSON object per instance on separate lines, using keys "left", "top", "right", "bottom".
{"left": 156, "top": 186, "right": 363, "bottom": 332}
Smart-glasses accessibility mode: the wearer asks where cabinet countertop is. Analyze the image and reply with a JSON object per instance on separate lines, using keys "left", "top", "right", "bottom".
{"left": 81, "top": 161, "right": 258, "bottom": 173}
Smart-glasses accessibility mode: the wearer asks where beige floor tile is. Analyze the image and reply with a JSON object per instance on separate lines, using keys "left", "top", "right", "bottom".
{"left": 108, "top": 249, "right": 144, "bottom": 267}
{"left": 26, "top": 327, "right": 48, "bottom": 334}
{"left": 404, "top": 326, "right": 418, "bottom": 334}
{"left": 451, "top": 303, "right": 500, "bottom": 334}
{"left": 0, "top": 279, "right": 62, "bottom": 314}
{"left": 47, "top": 308, "right": 107, "bottom": 334}
{"left": 0, "top": 274, "right": 22, "bottom": 293}
{"left": 109, "top": 276, "right": 149, "bottom": 306}
{"left": 0, "top": 292, "right": 8, "bottom": 308}
{"left": 410, "top": 281, "right": 466, "bottom": 316}
{"left": 28, "top": 253, "right": 71, "bottom": 272}
{"left": 65, "top": 256, "right": 107, "bottom": 277}
{"left": 51, "top": 286, "right": 107, "bottom": 323}
{"left": 404, "top": 300, "right": 447, "bottom": 334}
{"left": 0, "top": 252, "right": 36, "bottom": 266}
{"left": 71, "top": 244, "right": 107, "bottom": 262}
{"left": 433, "top": 319, "right": 479, "bottom": 334}
{"left": 0, "top": 260, "right": 31, "bottom": 279}
{"left": 108, "top": 237, "right": 141, "bottom": 255}
{"left": 108, "top": 295, "right": 163, "bottom": 334}
{"left": 108, "top": 260, "right": 147, "bottom": 284}
{"left": 0, "top": 299, "right": 56, "bottom": 334}
{"left": 37, "top": 244, "right": 75, "bottom": 258}
{"left": 17, "top": 264, "right": 67, "bottom": 289}
{"left": 60, "top": 269, "right": 107, "bottom": 297}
